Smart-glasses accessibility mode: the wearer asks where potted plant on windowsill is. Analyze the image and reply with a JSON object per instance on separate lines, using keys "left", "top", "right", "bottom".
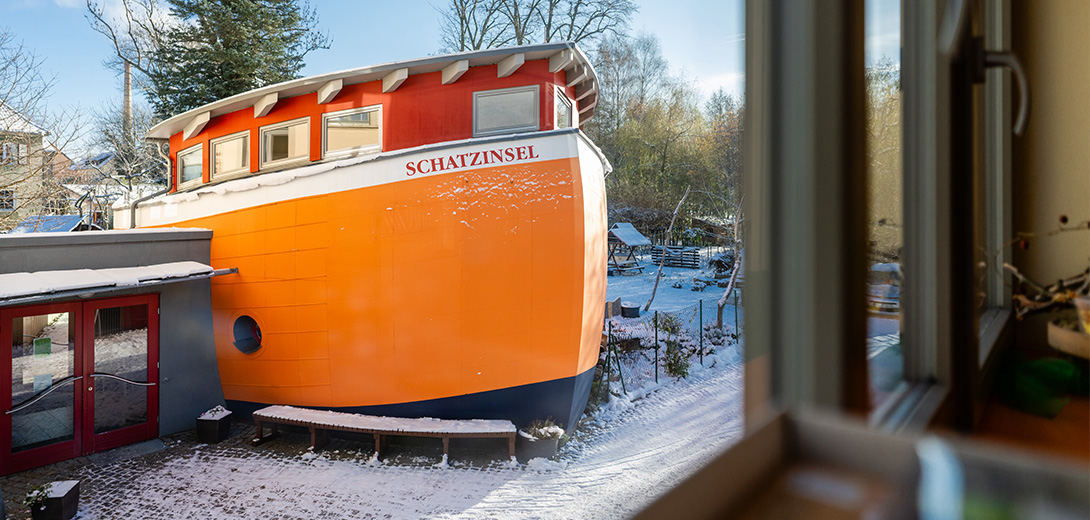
{"left": 993, "top": 216, "right": 1089, "bottom": 356}
{"left": 24, "top": 481, "right": 80, "bottom": 520}
{"left": 196, "top": 405, "right": 233, "bottom": 443}
{"left": 515, "top": 418, "right": 565, "bottom": 463}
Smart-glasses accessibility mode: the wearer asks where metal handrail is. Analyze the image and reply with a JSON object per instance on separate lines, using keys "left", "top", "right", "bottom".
{"left": 89, "top": 373, "right": 156, "bottom": 387}
{"left": 5, "top": 376, "right": 82, "bottom": 415}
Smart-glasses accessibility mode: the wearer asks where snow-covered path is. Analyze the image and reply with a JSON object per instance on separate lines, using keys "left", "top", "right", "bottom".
{"left": 71, "top": 362, "right": 743, "bottom": 519}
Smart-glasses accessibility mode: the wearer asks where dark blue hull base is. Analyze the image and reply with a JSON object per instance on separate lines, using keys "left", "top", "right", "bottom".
{"left": 227, "top": 366, "right": 595, "bottom": 431}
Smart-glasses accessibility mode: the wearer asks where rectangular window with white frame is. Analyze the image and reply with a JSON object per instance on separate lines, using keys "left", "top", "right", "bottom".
{"left": 555, "top": 88, "right": 573, "bottom": 129}
{"left": 260, "top": 117, "right": 310, "bottom": 169}
{"left": 323, "top": 105, "right": 381, "bottom": 158}
{"left": 176, "top": 144, "right": 203, "bottom": 190}
{"left": 211, "top": 131, "right": 250, "bottom": 180}
{"left": 473, "top": 85, "right": 540, "bottom": 137}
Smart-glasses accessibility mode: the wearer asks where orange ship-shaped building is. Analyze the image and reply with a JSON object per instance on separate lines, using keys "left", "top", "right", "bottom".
{"left": 117, "top": 43, "right": 609, "bottom": 429}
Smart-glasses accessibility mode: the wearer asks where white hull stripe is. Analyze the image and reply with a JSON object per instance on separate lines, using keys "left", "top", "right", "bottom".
{"left": 134, "top": 131, "right": 585, "bottom": 228}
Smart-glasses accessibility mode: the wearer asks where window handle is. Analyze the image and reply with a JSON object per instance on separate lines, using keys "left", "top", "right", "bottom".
{"left": 972, "top": 38, "right": 1031, "bottom": 136}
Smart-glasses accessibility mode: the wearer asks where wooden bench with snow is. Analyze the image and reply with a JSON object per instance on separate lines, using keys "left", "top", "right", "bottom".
{"left": 251, "top": 405, "right": 517, "bottom": 461}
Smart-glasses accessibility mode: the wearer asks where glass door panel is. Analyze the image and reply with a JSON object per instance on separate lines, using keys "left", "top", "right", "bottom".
{"left": 91, "top": 304, "right": 149, "bottom": 434}
{"left": 10, "top": 311, "right": 76, "bottom": 451}
{"left": 83, "top": 294, "right": 158, "bottom": 453}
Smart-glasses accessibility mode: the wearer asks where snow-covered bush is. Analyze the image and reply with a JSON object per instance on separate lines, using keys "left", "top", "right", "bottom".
{"left": 520, "top": 418, "right": 564, "bottom": 440}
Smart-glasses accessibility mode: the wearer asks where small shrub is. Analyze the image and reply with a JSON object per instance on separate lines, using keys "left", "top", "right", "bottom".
{"left": 657, "top": 312, "right": 683, "bottom": 335}
{"left": 662, "top": 341, "right": 690, "bottom": 379}
{"left": 24, "top": 482, "right": 50, "bottom": 512}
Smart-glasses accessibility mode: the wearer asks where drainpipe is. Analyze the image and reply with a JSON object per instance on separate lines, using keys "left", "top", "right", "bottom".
{"left": 129, "top": 140, "right": 171, "bottom": 229}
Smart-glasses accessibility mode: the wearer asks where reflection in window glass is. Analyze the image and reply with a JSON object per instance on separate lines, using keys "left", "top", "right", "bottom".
{"left": 262, "top": 120, "right": 309, "bottom": 166}
{"left": 93, "top": 304, "right": 149, "bottom": 434}
{"left": 556, "top": 89, "right": 572, "bottom": 129}
{"left": 10, "top": 312, "right": 75, "bottom": 452}
{"left": 324, "top": 107, "right": 381, "bottom": 156}
{"left": 212, "top": 133, "right": 249, "bottom": 178}
{"left": 474, "top": 86, "right": 539, "bottom": 136}
{"left": 865, "top": 0, "right": 903, "bottom": 410}
{"left": 178, "top": 145, "right": 203, "bottom": 186}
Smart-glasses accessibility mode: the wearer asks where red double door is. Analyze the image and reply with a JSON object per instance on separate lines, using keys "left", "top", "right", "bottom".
{"left": 1, "top": 294, "right": 159, "bottom": 475}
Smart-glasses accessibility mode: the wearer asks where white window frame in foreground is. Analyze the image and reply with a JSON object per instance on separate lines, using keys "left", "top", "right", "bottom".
{"left": 322, "top": 105, "right": 382, "bottom": 159}
{"left": 473, "top": 85, "right": 540, "bottom": 137}
{"left": 176, "top": 144, "right": 203, "bottom": 191}
{"left": 210, "top": 131, "right": 250, "bottom": 181}
{"left": 555, "top": 87, "right": 573, "bottom": 129}
{"left": 259, "top": 117, "right": 311, "bottom": 170}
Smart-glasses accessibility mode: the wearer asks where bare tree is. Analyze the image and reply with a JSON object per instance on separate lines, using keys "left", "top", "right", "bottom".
{"left": 0, "top": 30, "right": 84, "bottom": 231}
{"left": 88, "top": 100, "right": 166, "bottom": 194}
{"left": 644, "top": 186, "right": 690, "bottom": 311}
{"left": 86, "top": 0, "right": 173, "bottom": 95}
{"left": 440, "top": 0, "right": 514, "bottom": 51}
{"left": 439, "top": 0, "right": 636, "bottom": 51}
{"left": 552, "top": 0, "right": 637, "bottom": 49}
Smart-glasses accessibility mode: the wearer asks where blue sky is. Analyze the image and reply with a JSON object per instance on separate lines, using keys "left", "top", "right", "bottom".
{"left": 0, "top": 0, "right": 895, "bottom": 152}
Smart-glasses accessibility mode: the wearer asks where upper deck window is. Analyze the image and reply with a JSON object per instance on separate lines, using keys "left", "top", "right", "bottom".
{"left": 211, "top": 131, "right": 249, "bottom": 180}
{"left": 473, "top": 85, "right": 540, "bottom": 137}
{"left": 260, "top": 118, "right": 310, "bottom": 169}
{"left": 177, "top": 144, "right": 203, "bottom": 190}
{"left": 555, "top": 88, "right": 573, "bottom": 129}
{"left": 323, "top": 106, "right": 381, "bottom": 158}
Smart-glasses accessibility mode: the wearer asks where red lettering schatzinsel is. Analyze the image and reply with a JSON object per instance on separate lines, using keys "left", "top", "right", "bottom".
{"left": 407, "top": 145, "right": 546, "bottom": 176}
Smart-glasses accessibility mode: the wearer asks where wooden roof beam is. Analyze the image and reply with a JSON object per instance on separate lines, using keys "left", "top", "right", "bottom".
{"left": 442, "top": 59, "right": 469, "bottom": 85}
{"left": 566, "top": 65, "right": 588, "bottom": 87}
{"left": 574, "top": 79, "right": 597, "bottom": 101}
{"left": 497, "top": 53, "right": 525, "bottom": 78}
{"left": 182, "top": 111, "right": 210, "bottom": 140}
{"left": 254, "top": 93, "right": 278, "bottom": 118}
{"left": 383, "top": 68, "right": 409, "bottom": 93}
{"left": 316, "top": 79, "right": 343, "bottom": 104}
{"left": 549, "top": 50, "right": 573, "bottom": 73}
{"left": 578, "top": 92, "right": 598, "bottom": 115}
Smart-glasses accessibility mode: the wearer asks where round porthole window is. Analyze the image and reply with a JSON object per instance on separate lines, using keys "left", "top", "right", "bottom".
{"left": 233, "top": 315, "right": 262, "bottom": 354}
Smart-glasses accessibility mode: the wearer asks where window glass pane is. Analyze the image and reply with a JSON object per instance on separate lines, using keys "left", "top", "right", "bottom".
{"left": 11, "top": 312, "right": 75, "bottom": 452}
{"left": 263, "top": 121, "right": 309, "bottom": 164}
{"left": 865, "top": 0, "right": 903, "bottom": 410}
{"left": 178, "top": 147, "right": 202, "bottom": 184}
{"left": 325, "top": 109, "right": 380, "bottom": 154}
{"left": 93, "top": 304, "right": 149, "bottom": 434}
{"left": 213, "top": 135, "right": 248, "bottom": 176}
{"left": 475, "top": 87, "right": 538, "bottom": 135}
{"left": 556, "top": 90, "right": 572, "bottom": 129}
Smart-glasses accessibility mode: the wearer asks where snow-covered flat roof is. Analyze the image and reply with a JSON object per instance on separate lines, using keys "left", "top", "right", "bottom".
{"left": 609, "top": 223, "right": 652, "bottom": 247}
{"left": 0, "top": 261, "right": 236, "bottom": 306}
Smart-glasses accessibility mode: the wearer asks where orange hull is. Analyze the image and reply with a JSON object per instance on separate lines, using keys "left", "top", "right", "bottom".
{"left": 135, "top": 131, "right": 607, "bottom": 426}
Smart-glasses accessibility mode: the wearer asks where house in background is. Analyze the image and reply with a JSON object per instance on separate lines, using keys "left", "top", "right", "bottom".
{"left": 0, "top": 103, "right": 78, "bottom": 231}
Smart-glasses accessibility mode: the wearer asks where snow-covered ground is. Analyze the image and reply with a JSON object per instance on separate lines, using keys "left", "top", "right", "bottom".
{"left": 66, "top": 356, "right": 743, "bottom": 519}
{"left": 61, "top": 252, "right": 746, "bottom": 519}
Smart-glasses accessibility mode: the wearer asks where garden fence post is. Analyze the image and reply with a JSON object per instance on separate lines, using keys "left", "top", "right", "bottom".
{"left": 699, "top": 299, "right": 704, "bottom": 366}
{"left": 654, "top": 310, "right": 659, "bottom": 384}
{"left": 604, "top": 321, "right": 614, "bottom": 402}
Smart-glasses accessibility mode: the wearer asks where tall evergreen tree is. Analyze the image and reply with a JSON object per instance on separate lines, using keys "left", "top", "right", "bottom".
{"left": 89, "top": 0, "right": 330, "bottom": 118}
